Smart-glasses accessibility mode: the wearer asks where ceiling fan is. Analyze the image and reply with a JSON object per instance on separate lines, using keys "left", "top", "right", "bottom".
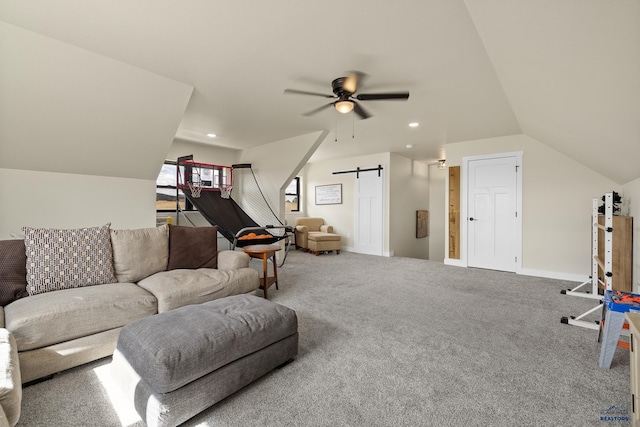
{"left": 284, "top": 72, "right": 409, "bottom": 120}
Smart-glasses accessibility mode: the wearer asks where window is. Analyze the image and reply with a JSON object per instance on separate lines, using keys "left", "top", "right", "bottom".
{"left": 285, "top": 177, "right": 300, "bottom": 212}
{"left": 156, "top": 160, "right": 194, "bottom": 212}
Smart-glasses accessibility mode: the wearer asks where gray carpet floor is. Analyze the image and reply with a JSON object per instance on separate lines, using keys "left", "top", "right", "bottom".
{"left": 18, "top": 251, "right": 631, "bottom": 426}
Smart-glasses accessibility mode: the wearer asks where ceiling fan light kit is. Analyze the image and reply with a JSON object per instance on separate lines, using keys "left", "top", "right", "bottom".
{"left": 284, "top": 72, "right": 410, "bottom": 120}
{"left": 335, "top": 100, "right": 354, "bottom": 114}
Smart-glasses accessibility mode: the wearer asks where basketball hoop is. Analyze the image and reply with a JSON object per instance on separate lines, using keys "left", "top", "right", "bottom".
{"left": 185, "top": 166, "right": 204, "bottom": 198}
{"left": 220, "top": 184, "right": 233, "bottom": 199}
{"left": 188, "top": 179, "right": 203, "bottom": 198}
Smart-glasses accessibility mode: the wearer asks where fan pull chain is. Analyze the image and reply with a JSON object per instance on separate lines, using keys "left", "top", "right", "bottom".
{"left": 335, "top": 115, "right": 338, "bottom": 142}
{"left": 352, "top": 111, "right": 355, "bottom": 139}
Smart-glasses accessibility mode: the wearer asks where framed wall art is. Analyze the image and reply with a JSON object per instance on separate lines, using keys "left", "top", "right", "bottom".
{"left": 315, "top": 184, "right": 342, "bottom": 205}
{"left": 416, "top": 210, "right": 428, "bottom": 238}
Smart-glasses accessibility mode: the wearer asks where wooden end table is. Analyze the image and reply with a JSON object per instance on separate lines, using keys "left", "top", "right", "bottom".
{"left": 242, "top": 244, "right": 281, "bottom": 299}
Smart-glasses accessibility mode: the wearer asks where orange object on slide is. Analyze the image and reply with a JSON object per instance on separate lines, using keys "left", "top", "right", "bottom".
{"left": 238, "top": 233, "right": 274, "bottom": 240}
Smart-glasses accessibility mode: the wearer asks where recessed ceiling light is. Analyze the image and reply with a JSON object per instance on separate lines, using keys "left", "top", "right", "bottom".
{"left": 206, "top": 133, "right": 217, "bottom": 138}
{"left": 409, "top": 122, "right": 419, "bottom": 128}
{"left": 406, "top": 144, "right": 413, "bottom": 149}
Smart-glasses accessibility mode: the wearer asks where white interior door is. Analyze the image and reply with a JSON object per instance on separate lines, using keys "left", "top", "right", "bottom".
{"left": 467, "top": 155, "right": 520, "bottom": 272}
{"left": 354, "top": 169, "right": 383, "bottom": 256}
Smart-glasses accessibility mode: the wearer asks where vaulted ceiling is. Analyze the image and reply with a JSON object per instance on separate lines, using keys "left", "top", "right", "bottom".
{"left": 1, "top": 0, "right": 638, "bottom": 183}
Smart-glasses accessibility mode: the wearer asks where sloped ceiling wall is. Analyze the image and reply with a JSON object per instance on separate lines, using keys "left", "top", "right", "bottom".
{"left": 0, "top": 2, "right": 637, "bottom": 184}
{"left": 0, "top": 22, "right": 193, "bottom": 180}
{"left": 465, "top": 0, "right": 640, "bottom": 184}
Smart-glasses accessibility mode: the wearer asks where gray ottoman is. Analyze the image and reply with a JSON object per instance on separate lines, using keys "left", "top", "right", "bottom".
{"left": 111, "top": 295, "right": 298, "bottom": 427}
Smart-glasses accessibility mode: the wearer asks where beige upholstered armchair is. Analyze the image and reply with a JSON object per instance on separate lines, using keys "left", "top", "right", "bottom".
{"left": 294, "top": 217, "right": 334, "bottom": 252}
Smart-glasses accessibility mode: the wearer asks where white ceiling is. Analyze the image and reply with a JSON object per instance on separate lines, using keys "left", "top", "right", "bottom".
{"left": 1, "top": 0, "right": 638, "bottom": 183}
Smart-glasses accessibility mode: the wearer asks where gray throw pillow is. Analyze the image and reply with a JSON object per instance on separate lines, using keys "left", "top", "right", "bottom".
{"left": 23, "top": 224, "right": 116, "bottom": 295}
{"left": 110, "top": 225, "right": 169, "bottom": 283}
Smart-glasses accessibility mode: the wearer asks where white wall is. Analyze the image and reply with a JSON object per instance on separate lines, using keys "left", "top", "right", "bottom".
{"left": 301, "top": 153, "right": 391, "bottom": 253}
{"left": 297, "top": 152, "right": 435, "bottom": 258}
{"left": 622, "top": 177, "right": 640, "bottom": 292}
{"left": 429, "top": 164, "right": 447, "bottom": 262}
{"left": 0, "top": 22, "right": 192, "bottom": 181}
{"left": 0, "top": 23, "right": 192, "bottom": 241}
{"left": 445, "top": 134, "right": 620, "bottom": 280}
{"left": 389, "top": 154, "right": 430, "bottom": 259}
{"left": 0, "top": 168, "right": 155, "bottom": 239}
{"left": 240, "top": 131, "right": 328, "bottom": 219}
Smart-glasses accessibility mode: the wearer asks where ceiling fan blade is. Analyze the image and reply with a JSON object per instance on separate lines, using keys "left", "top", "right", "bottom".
{"left": 302, "top": 102, "right": 334, "bottom": 116}
{"left": 284, "top": 89, "right": 335, "bottom": 98}
{"left": 353, "top": 102, "right": 371, "bottom": 120}
{"left": 356, "top": 92, "right": 410, "bottom": 101}
{"left": 343, "top": 71, "right": 367, "bottom": 94}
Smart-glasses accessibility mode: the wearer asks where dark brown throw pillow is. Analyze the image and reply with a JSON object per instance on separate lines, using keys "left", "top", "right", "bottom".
{"left": 0, "top": 240, "right": 29, "bottom": 306}
{"left": 168, "top": 225, "right": 218, "bottom": 270}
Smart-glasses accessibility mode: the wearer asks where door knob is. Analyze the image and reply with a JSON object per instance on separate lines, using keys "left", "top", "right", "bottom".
{"left": 469, "top": 217, "right": 476, "bottom": 221}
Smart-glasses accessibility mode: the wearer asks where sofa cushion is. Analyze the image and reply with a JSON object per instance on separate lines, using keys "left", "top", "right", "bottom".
{"left": 137, "top": 268, "right": 259, "bottom": 313}
{"left": 307, "top": 232, "right": 341, "bottom": 242}
{"left": 22, "top": 224, "right": 116, "bottom": 296}
{"left": 110, "top": 225, "right": 169, "bottom": 283}
{"left": 168, "top": 225, "right": 218, "bottom": 270}
{"left": 4, "top": 283, "right": 157, "bottom": 352}
{"left": 0, "top": 241, "right": 29, "bottom": 306}
{"left": 217, "top": 250, "right": 251, "bottom": 270}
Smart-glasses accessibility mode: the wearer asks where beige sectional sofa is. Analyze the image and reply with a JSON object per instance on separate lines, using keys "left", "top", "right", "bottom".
{"left": 0, "top": 223, "right": 260, "bottom": 385}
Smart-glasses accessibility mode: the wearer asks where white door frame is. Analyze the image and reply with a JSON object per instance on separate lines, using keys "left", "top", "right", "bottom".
{"left": 461, "top": 151, "right": 523, "bottom": 273}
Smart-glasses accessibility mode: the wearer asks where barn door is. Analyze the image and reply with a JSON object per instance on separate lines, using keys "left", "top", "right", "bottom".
{"left": 354, "top": 169, "right": 384, "bottom": 256}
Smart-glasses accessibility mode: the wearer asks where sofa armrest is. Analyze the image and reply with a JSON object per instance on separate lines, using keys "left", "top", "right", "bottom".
{"left": 295, "top": 225, "right": 309, "bottom": 250}
{"left": 0, "top": 329, "right": 20, "bottom": 427}
{"left": 320, "top": 225, "right": 334, "bottom": 233}
{"left": 0, "top": 405, "right": 10, "bottom": 427}
{"left": 218, "top": 250, "right": 250, "bottom": 270}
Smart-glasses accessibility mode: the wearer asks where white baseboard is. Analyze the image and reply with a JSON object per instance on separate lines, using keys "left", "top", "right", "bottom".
{"left": 340, "top": 247, "right": 393, "bottom": 257}
{"left": 518, "top": 268, "right": 588, "bottom": 283}
{"left": 444, "top": 258, "right": 466, "bottom": 267}
{"left": 443, "top": 258, "right": 587, "bottom": 283}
